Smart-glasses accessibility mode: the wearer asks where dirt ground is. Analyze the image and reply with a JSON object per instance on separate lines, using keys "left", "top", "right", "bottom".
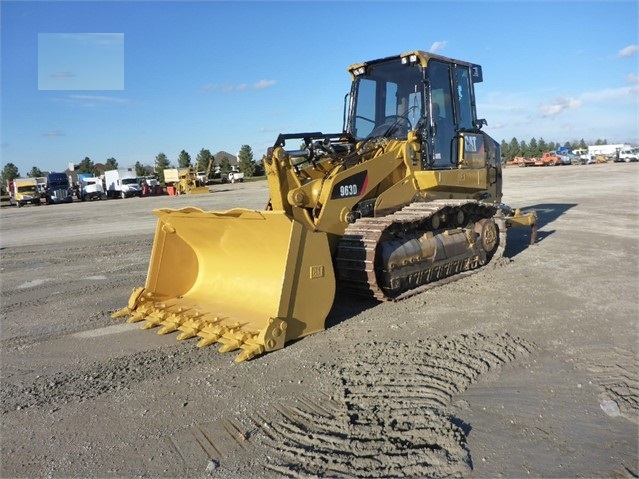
{"left": 0, "top": 163, "right": 637, "bottom": 479}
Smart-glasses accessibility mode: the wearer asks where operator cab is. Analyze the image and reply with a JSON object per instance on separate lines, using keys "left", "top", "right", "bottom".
{"left": 347, "top": 51, "right": 486, "bottom": 169}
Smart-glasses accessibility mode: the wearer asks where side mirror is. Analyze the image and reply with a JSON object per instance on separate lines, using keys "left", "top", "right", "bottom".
{"left": 474, "top": 118, "right": 487, "bottom": 129}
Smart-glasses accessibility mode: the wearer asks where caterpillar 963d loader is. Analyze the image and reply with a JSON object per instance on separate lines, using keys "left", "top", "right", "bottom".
{"left": 113, "top": 50, "right": 536, "bottom": 362}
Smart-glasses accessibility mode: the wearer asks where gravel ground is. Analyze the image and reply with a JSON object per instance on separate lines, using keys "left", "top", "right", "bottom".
{"left": 0, "top": 163, "right": 637, "bottom": 478}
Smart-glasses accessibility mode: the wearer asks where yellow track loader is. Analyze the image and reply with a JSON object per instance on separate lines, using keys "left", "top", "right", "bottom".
{"left": 113, "top": 50, "right": 536, "bottom": 362}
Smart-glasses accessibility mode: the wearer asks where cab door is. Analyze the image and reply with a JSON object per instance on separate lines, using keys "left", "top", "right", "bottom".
{"left": 427, "top": 60, "right": 457, "bottom": 168}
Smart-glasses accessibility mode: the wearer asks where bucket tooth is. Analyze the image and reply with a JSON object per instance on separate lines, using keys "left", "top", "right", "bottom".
{"left": 159, "top": 310, "right": 204, "bottom": 336}
{"left": 111, "top": 306, "right": 132, "bottom": 319}
{"left": 156, "top": 312, "right": 188, "bottom": 335}
{"left": 140, "top": 320, "right": 158, "bottom": 330}
{"left": 127, "top": 311, "right": 148, "bottom": 324}
{"left": 113, "top": 287, "right": 148, "bottom": 321}
{"left": 175, "top": 317, "right": 205, "bottom": 340}
{"left": 124, "top": 302, "right": 158, "bottom": 325}
{"left": 196, "top": 323, "right": 227, "bottom": 348}
{"left": 236, "top": 340, "right": 266, "bottom": 363}
{"left": 219, "top": 340, "right": 241, "bottom": 353}
{"left": 157, "top": 322, "right": 180, "bottom": 335}
{"left": 218, "top": 330, "right": 253, "bottom": 353}
{"left": 140, "top": 313, "right": 168, "bottom": 330}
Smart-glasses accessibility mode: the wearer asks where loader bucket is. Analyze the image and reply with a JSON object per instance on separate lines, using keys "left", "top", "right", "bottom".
{"left": 112, "top": 207, "right": 336, "bottom": 362}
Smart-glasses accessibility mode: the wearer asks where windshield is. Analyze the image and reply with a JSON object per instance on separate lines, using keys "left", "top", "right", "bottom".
{"left": 122, "top": 178, "right": 138, "bottom": 185}
{"left": 351, "top": 60, "right": 423, "bottom": 139}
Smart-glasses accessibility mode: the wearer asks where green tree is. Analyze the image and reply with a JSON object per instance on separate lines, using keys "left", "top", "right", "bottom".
{"left": 508, "top": 137, "right": 520, "bottom": 158}
{"left": 105, "top": 158, "right": 118, "bottom": 170}
{"left": 177, "top": 150, "right": 191, "bottom": 168}
{"left": 253, "top": 156, "right": 265, "bottom": 176}
{"left": 529, "top": 138, "right": 539, "bottom": 158}
{"left": 2, "top": 162, "right": 20, "bottom": 181}
{"left": 219, "top": 156, "right": 231, "bottom": 174}
{"left": 134, "top": 161, "right": 146, "bottom": 176}
{"left": 196, "top": 148, "right": 214, "bottom": 177}
{"left": 155, "top": 152, "right": 170, "bottom": 184}
{"left": 1, "top": 163, "right": 20, "bottom": 195}
{"left": 237, "top": 144, "right": 256, "bottom": 177}
{"left": 77, "top": 157, "right": 95, "bottom": 174}
{"left": 155, "top": 152, "right": 170, "bottom": 170}
{"left": 500, "top": 140, "right": 509, "bottom": 160}
{"left": 537, "top": 138, "right": 548, "bottom": 155}
{"left": 27, "top": 166, "right": 45, "bottom": 177}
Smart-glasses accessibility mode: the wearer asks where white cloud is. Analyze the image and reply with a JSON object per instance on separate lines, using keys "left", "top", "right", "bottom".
{"left": 484, "top": 85, "right": 638, "bottom": 144}
{"left": 201, "top": 79, "right": 277, "bottom": 93}
{"left": 627, "top": 73, "right": 639, "bottom": 83}
{"left": 539, "top": 97, "right": 583, "bottom": 118}
{"left": 68, "top": 94, "right": 127, "bottom": 103}
{"left": 253, "top": 79, "right": 276, "bottom": 90}
{"left": 429, "top": 41, "right": 447, "bottom": 53}
{"left": 617, "top": 44, "right": 638, "bottom": 58}
{"left": 52, "top": 94, "right": 129, "bottom": 108}
{"left": 43, "top": 130, "right": 64, "bottom": 137}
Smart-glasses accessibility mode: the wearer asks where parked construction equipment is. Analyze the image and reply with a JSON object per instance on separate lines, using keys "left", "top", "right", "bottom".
{"left": 164, "top": 167, "right": 209, "bottom": 195}
{"left": 113, "top": 50, "right": 537, "bottom": 362}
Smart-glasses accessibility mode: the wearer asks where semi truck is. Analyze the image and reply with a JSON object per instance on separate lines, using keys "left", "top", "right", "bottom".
{"left": 104, "top": 169, "right": 142, "bottom": 199}
{"left": 44, "top": 172, "right": 73, "bottom": 205}
{"left": 77, "top": 173, "right": 107, "bottom": 201}
{"left": 8, "top": 178, "right": 41, "bottom": 207}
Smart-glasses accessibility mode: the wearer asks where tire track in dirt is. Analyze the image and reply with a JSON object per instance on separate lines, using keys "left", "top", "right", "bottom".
{"left": 572, "top": 345, "right": 639, "bottom": 424}
{"left": 256, "top": 332, "right": 535, "bottom": 478}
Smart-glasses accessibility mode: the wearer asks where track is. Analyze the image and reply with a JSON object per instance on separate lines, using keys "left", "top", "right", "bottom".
{"left": 335, "top": 200, "right": 506, "bottom": 301}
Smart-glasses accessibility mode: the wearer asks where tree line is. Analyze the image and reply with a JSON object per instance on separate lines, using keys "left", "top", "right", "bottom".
{"left": 1, "top": 137, "right": 617, "bottom": 194}
{"left": 499, "top": 137, "right": 612, "bottom": 161}
{"left": 1, "top": 145, "right": 263, "bottom": 194}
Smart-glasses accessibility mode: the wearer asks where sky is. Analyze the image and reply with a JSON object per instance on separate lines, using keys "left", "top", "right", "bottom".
{"left": 1, "top": 0, "right": 638, "bottom": 175}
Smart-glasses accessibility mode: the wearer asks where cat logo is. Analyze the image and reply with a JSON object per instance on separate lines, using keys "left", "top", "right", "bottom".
{"left": 465, "top": 135, "right": 478, "bottom": 153}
